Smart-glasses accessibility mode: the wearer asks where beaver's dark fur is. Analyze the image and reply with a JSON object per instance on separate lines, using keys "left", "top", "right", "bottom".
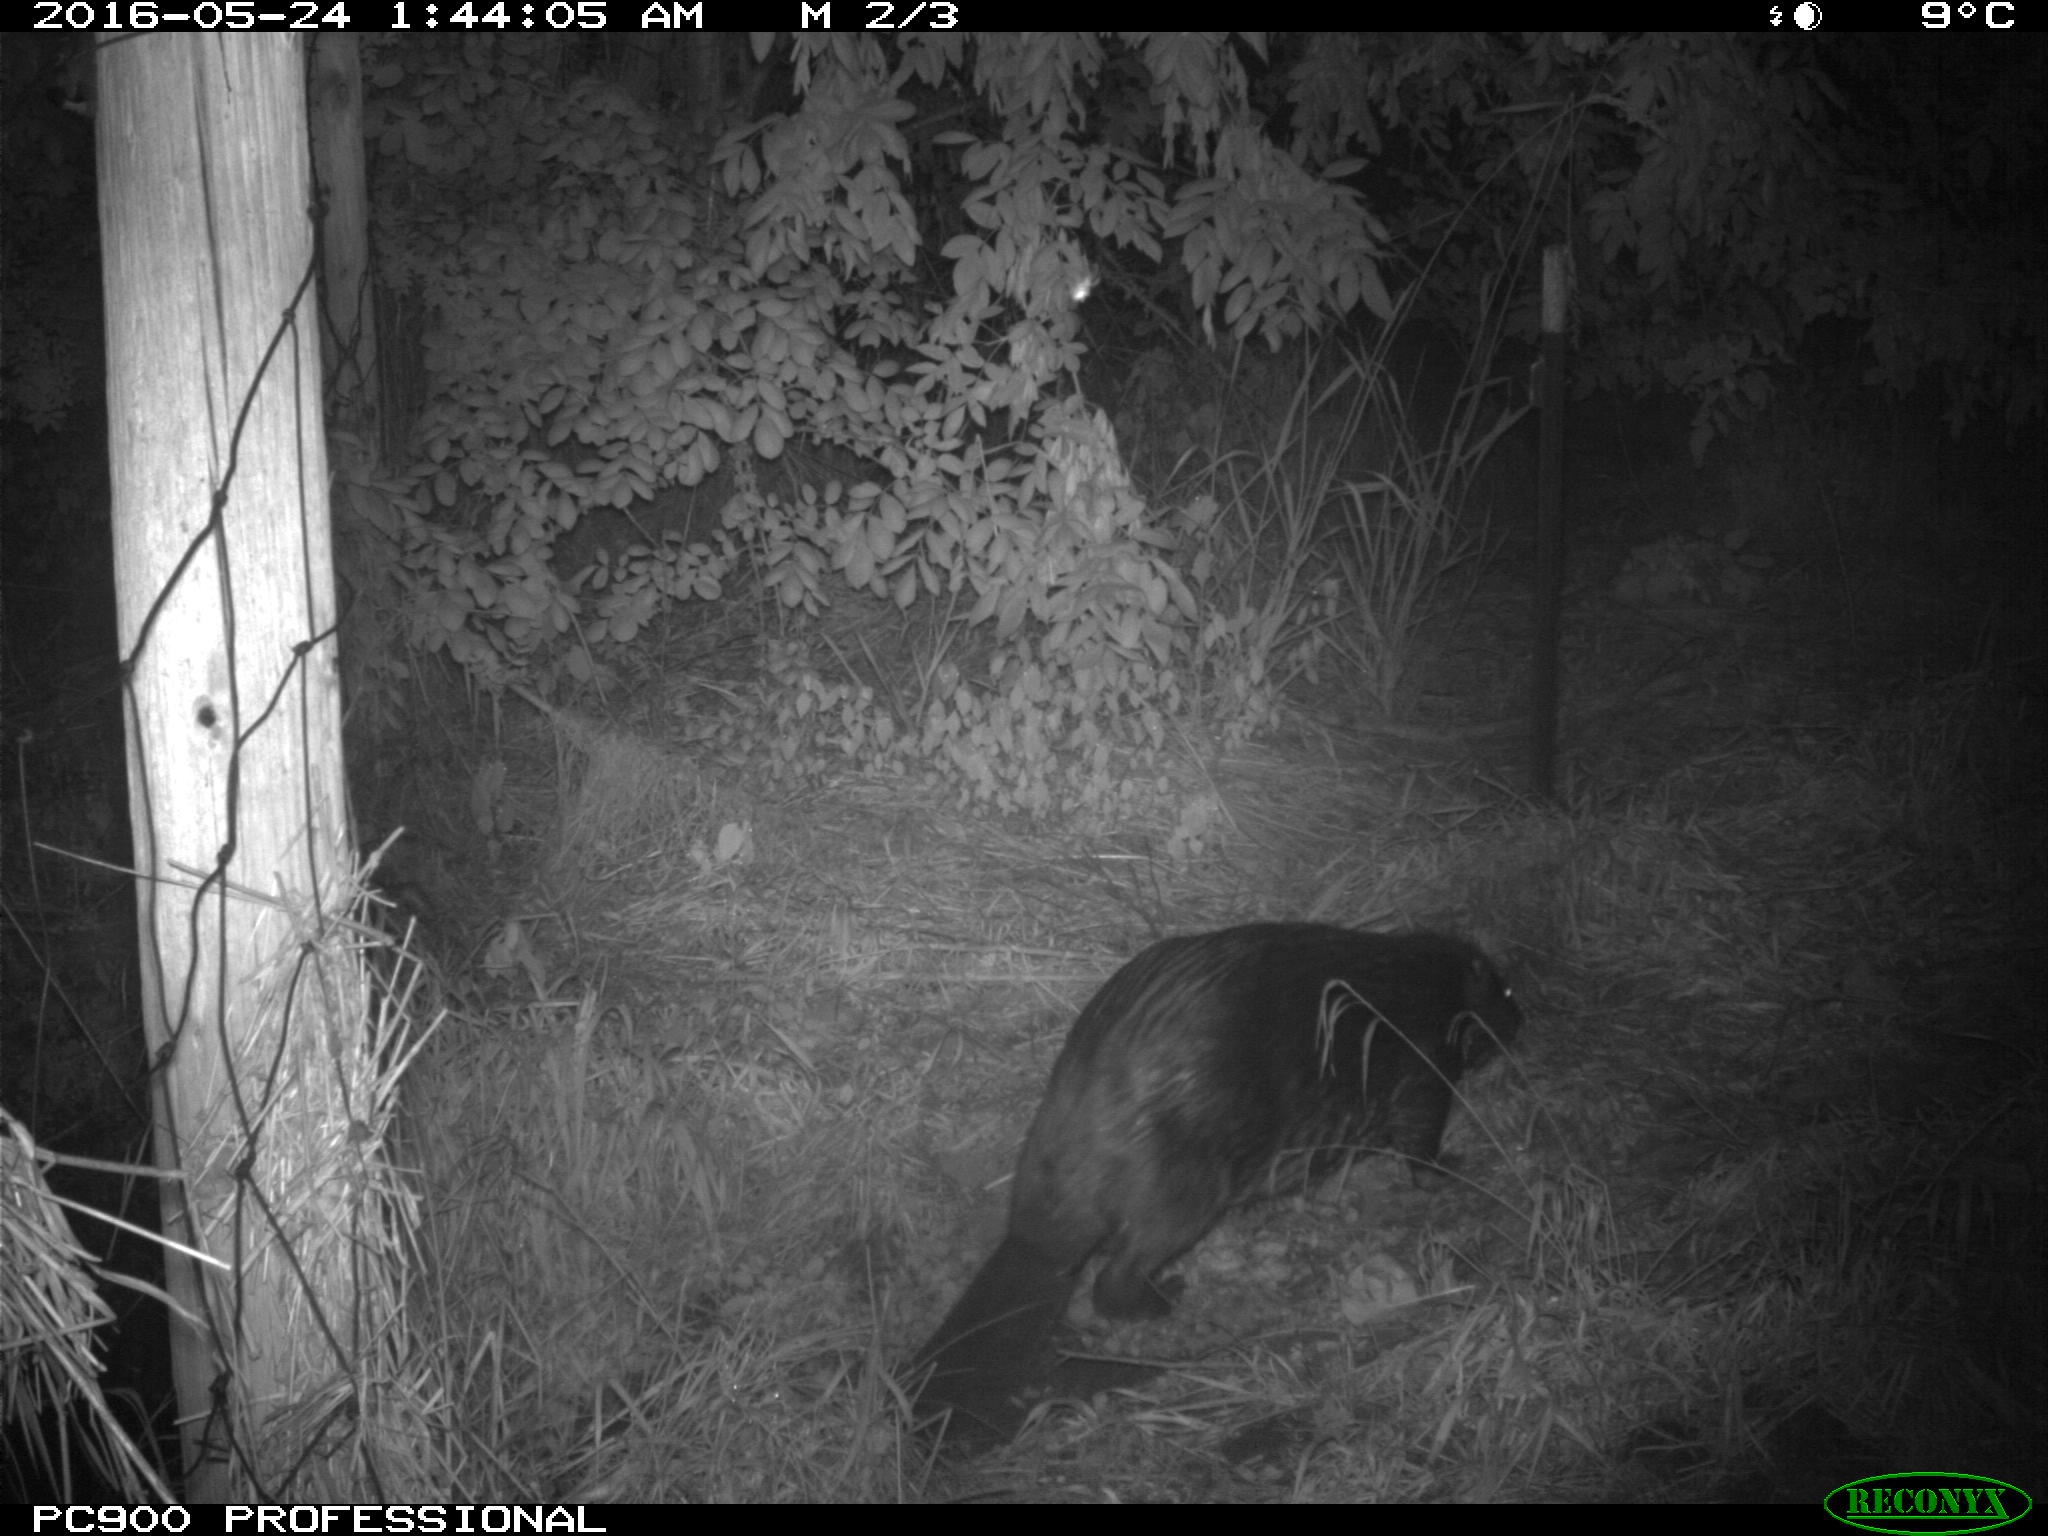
{"left": 913, "top": 923, "right": 1521, "bottom": 1443}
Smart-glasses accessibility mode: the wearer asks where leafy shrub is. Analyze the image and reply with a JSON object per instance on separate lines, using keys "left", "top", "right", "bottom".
{"left": 357, "top": 38, "right": 1388, "bottom": 814}
{"left": 341, "top": 34, "right": 2039, "bottom": 815}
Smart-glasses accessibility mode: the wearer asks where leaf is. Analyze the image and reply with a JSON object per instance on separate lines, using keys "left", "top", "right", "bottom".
{"left": 952, "top": 248, "right": 989, "bottom": 299}
{"left": 995, "top": 587, "right": 1027, "bottom": 639}
{"left": 1356, "top": 258, "right": 1394, "bottom": 322}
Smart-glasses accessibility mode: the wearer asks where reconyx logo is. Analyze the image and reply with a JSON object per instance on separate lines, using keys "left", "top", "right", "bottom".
{"left": 1826, "top": 1472, "right": 2032, "bottom": 1534}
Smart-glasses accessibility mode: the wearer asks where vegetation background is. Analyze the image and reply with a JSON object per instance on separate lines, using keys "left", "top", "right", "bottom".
{"left": 2, "top": 31, "right": 2040, "bottom": 1502}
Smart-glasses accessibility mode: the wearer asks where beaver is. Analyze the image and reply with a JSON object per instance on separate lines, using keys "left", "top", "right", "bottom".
{"left": 912, "top": 923, "right": 1521, "bottom": 1443}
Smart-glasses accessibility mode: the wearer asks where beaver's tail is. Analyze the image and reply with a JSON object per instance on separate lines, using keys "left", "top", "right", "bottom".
{"left": 912, "top": 1234, "right": 1078, "bottom": 1446}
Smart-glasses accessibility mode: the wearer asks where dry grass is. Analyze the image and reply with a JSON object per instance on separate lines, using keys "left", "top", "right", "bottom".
{"left": 1, "top": 1112, "right": 173, "bottom": 1502}
{"left": 9, "top": 454, "right": 2039, "bottom": 1500}
{"left": 1, "top": 847, "right": 450, "bottom": 1500}
{"left": 9, "top": 620, "right": 2036, "bottom": 1500}
{"left": 341, "top": 593, "right": 2042, "bottom": 1502}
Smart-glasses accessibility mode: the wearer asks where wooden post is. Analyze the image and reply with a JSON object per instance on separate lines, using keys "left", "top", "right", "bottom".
{"left": 99, "top": 33, "right": 349, "bottom": 1498}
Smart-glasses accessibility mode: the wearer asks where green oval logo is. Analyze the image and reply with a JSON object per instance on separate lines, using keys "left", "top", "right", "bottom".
{"left": 1826, "top": 1472, "right": 2033, "bottom": 1534}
